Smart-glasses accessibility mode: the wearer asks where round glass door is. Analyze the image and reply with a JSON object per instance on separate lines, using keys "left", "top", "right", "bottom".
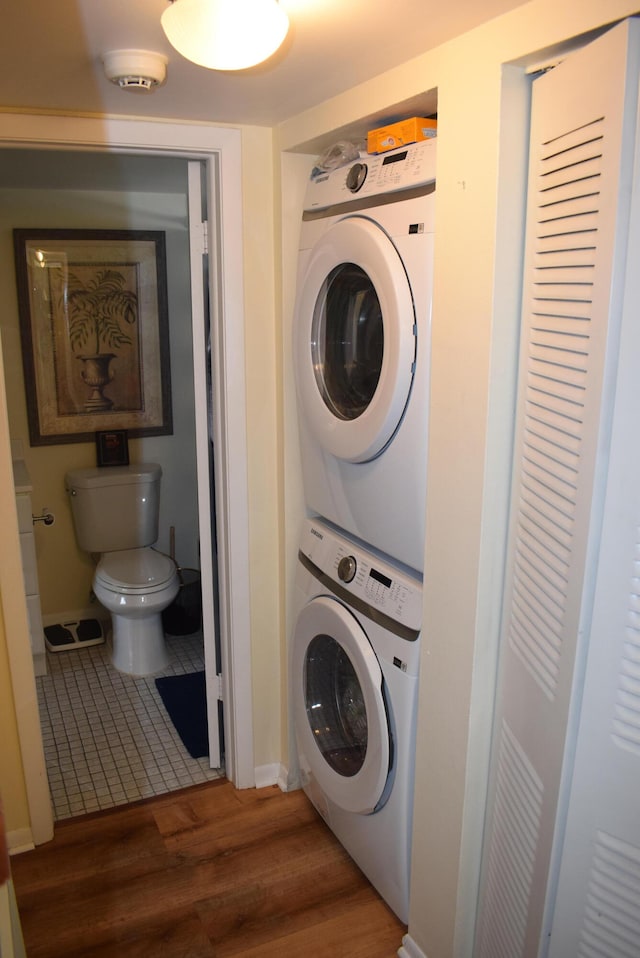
{"left": 292, "top": 595, "right": 390, "bottom": 814}
{"left": 294, "top": 215, "right": 416, "bottom": 463}
{"left": 311, "top": 263, "right": 384, "bottom": 421}
{"left": 304, "top": 633, "right": 369, "bottom": 777}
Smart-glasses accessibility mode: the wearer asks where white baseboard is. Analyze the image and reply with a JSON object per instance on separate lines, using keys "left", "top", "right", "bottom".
{"left": 398, "top": 933, "right": 428, "bottom": 958}
{"left": 275, "top": 762, "right": 302, "bottom": 792}
{"left": 0, "top": 879, "right": 27, "bottom": 958}
{"left": 284, "top": 765, "right": 301, "bottom": 792}
{"left": 254, "top": 763, "right": 284, "bottom": 790}
{"left": 276, "top": 764, "right": 292, "bottom": 792}
{"left": 254, "top": 762, "right": 298, "bottom": 792}
{"left": 7, "top": 828, "right": 34, "bottom": 856}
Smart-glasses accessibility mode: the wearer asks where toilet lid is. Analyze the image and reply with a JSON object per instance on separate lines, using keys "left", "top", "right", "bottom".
{"left": 96, "top": 549, "right": 178, "bottom": 595}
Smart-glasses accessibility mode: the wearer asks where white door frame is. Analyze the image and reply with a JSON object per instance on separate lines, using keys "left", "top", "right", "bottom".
{"left": 0, "top": 114, "right": 255, "bottom": 837}
{"left": 186, "top": 160, "right": 222, "bottom": 770}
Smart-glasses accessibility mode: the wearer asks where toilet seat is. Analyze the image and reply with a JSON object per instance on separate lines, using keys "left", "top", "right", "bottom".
{"left": 96, "top": 548, "right": 177, "bottom": 595}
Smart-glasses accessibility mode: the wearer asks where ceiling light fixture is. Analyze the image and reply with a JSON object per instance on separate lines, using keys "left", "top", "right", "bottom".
{"left": 160, "top": 0, "right": 289, "bottom": 71}
{"left": 103, "top": 49, "right": 168, "bottom": 93}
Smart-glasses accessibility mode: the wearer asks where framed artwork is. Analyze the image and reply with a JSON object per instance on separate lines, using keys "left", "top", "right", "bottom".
{"left": 96, "top": 429, "right": 130, "bottom": 467}
{"left": 13, "top": 228, "right": 173, "bottom": 446}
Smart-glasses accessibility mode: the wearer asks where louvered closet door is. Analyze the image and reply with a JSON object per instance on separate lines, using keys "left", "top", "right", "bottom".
{"left": 545, "top": 32, "right": 640, "bottom": 957}
{"left": 474, "top": 20, "right": 640, "bottom": 958}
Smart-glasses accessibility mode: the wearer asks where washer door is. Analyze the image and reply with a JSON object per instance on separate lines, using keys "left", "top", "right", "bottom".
{"left": 294, "top": 215, "right": 416, "bottom": 463}
{"left": 292, "top": 595, "right": 390, "bottom": 814}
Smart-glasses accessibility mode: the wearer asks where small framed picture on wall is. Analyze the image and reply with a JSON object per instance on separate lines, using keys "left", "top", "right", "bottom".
{"left": 96, "top": 429, "right": 129, "bottom": 467}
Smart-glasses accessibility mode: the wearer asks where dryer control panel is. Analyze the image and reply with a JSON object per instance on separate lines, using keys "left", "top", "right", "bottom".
{"left": 304, "top": 138, "right": 436, "bottom": 214}
{"left": 300, "top": 518, "right": 422, "bottom": 632}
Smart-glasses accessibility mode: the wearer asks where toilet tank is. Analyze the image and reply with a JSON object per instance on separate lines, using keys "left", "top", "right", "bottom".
{"left": 65, "top": 463, "right": 162, "bottom": 553}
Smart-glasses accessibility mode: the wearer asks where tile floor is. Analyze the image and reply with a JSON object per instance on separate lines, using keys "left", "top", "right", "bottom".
{"left": 36, "top": 631, "right": 224, "bottom": 821}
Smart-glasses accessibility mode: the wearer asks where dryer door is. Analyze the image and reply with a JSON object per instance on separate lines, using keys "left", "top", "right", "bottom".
{"left": 293, "top": 215, "right": 416, "bottom": 463}
{"left": 292, "top": 594, "right": 391, "bottom": 814}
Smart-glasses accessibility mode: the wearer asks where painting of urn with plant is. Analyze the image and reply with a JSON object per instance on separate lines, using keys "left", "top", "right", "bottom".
{"left": 65, "top": 265, "right": 141, "bottom": 413}
{"left": 14, "top": 229, "right": 172, "bottom": 446}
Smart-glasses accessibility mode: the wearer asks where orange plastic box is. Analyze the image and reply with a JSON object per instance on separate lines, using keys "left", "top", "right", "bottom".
{"left": 367, "top": 117, "right": 437, "bottom": 154}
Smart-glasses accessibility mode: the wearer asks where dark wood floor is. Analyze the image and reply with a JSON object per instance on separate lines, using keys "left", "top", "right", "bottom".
{"left": 11, "top": 779, "right": 405, "bottom": 957}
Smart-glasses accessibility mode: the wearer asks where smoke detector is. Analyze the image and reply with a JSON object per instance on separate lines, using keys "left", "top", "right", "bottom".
{"left": 103, "top": 49, "right": 168, "bottom": 93}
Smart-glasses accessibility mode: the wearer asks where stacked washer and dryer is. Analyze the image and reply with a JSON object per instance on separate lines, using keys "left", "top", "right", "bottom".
{"left": 290, "top": 138, "right": 436, "bottom": 923}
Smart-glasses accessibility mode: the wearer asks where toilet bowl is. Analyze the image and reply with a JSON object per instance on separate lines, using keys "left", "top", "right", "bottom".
{"left": 65, "top": 463, "right": 179, "bottom": 676}
{"left": 94, "top": 548, "right": 179, "bottom": 676}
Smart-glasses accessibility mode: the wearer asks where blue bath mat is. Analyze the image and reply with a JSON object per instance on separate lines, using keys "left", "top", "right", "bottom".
{"left": 155, "top": 671, "right": 209, "bottom": 758}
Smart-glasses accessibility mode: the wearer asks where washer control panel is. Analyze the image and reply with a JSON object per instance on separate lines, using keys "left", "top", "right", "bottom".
{"left": 300, "top": 519, "right": 422, "bottom": 631}
{"left": 304, "top": 138, "right": 436, "bottom": 213}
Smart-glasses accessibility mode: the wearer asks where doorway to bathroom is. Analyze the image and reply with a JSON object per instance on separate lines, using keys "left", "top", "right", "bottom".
{"left": 2, "top": 148, "right": 221, "bottom": 819}
{"left": 0, "top": 115, "right": 254, "bottom": 839}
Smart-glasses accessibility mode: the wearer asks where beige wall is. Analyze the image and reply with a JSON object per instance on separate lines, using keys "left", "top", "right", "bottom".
{"left": 0, "top": 331, "right": 48, "bottom": 846}
{"left": 240, "top": 125, "right": 283, "bottom": 771}
{"left": 0, "top": 590, "right": 29, "bottom": 834}
{"left": 277, "top": 1, "right": 640, "bottom": 955}
{"left": 278, "top": 149, "right": 315, "bottom": 772}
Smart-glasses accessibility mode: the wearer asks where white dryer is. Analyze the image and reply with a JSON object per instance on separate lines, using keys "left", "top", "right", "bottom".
{"left": 290, "top": 518, "right": 422, "bottom": 923}
{"left": 293, "top": 139, "right": 436, "bottom": 572}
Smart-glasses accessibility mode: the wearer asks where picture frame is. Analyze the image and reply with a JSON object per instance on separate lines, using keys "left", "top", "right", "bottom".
{"left": 13, "top": 228, "right": 173, "bottom": 446}
{"left": 96, "top": 429, "right": 130, "bottom": 467}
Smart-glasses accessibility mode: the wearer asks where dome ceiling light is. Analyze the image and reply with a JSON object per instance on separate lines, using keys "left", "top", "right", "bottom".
{"left": 103, "top": 49, "right": 168, "bottom": 93}
{"left": 160, "top": 0, "right": 290, "bottom": 71}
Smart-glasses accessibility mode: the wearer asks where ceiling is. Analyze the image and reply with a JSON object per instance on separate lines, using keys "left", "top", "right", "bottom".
{"left": 2, "top": 0, "right": 532, "bottom": 131}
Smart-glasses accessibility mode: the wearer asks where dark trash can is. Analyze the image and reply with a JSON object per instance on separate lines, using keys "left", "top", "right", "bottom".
{"left": 162, "top": 568, "right": 202, "bottom": 636}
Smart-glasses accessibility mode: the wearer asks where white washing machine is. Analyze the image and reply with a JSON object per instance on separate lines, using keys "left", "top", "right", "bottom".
{"left": 293, "top": 139, "right": 436, "bottom": 572}
{"left": 290, "top": 518, "right": 422, "bottom": 923}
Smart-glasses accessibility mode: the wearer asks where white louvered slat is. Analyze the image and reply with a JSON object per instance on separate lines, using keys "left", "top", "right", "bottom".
{"left": 476, "top": 723, "right": 544, "bottom": 958}
{"left": 577, "top": 834, "right": 640, "bottom": 958}
{"left": 612, "top": 553, "right": 640, "bottom": 756}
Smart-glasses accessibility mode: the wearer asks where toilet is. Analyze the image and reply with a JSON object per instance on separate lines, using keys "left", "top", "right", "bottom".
{"left": 65, "top": 463, "right": 179, "bottom": 676}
